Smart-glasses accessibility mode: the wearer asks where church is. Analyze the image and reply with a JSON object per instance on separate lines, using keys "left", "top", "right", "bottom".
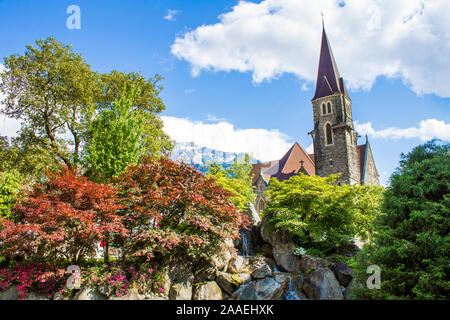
{"left": 251, "top": 25, "right": 380, "bottom": 213}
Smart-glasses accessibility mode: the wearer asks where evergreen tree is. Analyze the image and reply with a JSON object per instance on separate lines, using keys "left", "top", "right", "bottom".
{"left": 351, "top": 140, "right": 450, "bottom": 299}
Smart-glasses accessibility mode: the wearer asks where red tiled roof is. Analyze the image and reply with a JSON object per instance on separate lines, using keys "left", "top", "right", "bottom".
{"left": 251, "top": 143, "right": 315, "bottom": 186}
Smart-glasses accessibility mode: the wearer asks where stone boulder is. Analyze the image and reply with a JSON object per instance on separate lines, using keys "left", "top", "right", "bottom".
{"left": 193, "top": 281, "right": 223, "bottom": 300}
{"left": 0, "top": 286, "right": 19, "bottom": 300}
{"left": 271, "top": 229, "right": 303, "bottom": 272}
{"left": 303, "top": 268, "right": 344, "bottom": 300}
{"left": 260, "top": 215, "right": 274, "bottom": 246}
{"left": 215, "top": 272, "right": 251, "bottom": 295}
{"left": 331, "top": 261, "right": 352, "bottom": 287}
{"left": 169, "top": 282, "right": 193, "bottom": 300}
{"left": 298, "top": 255, "right": 328, "bottom": 274}
{"left": 246, "top": 203, "right": 261, "bottom": 226}
{"left": 24, "top": 292, "right": 50, "bottom": 300}
{"left": 210, "top": 240, "right": 236, "bottom": 272}
{"left": 109, "top": 288, "right": 144, "bottom": 300}
{"left": 230, "top": 276, "right": 288, "bottom": 300}
{"left": 226, "top": 256, "right": 250, "bottom": 274}
{"left": 75, "top": 286, "right": 108, "bottom": 300}
{"left": 249, "top": 257, "right": 273, "bottom": 279}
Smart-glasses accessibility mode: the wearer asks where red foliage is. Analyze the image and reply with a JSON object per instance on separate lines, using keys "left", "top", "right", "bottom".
{"left": 0, "top": 167, "right": 127, "bottom": 263}
{"left": 115, "top": 157, "right": 250, "bottom": 260}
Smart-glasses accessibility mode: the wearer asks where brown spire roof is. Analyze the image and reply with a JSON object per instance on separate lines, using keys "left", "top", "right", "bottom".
{"left": 313, "top": 26, "right": 349, "bottom": 100}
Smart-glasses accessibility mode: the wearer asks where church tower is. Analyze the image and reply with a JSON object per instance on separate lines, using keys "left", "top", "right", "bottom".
{"left": 309, "top": 25, "right": 361, "bottom": 185}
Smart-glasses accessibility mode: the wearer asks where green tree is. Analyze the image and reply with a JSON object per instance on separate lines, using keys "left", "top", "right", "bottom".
{"left": 264, "top": 173, "right": 384, "bottom": 256}
{"left": 0, "top": 37, "right": 98, "bottom": 169}
{"left": 1, "top": 38, "right": 173, "bottom": 170}
{"left": 98, "top": 71, "right": 173, "bottom": 158}
{"left": 0, "top": 134, "right": 60, "bottom": 182}
{"left": 207, "top": 154, "right": 256, "bottom": 213}
{"left": 83, "top": 87, "right": 147, "bottom": 182}
{"left": 351, "top": 140, "right": 450, "bottom": 300}
{"left": 0, "top": 170, "right": 22, "bottom": 220}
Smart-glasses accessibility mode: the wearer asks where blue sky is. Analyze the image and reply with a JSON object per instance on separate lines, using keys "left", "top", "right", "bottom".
{"left": 0, "top": 0, "right": 449, "bottom": 186}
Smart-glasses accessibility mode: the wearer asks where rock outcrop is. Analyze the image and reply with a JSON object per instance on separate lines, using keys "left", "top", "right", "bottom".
{"left": 193, "top": 281, "right": 223, "bottom": 300}
{"left": 302, "top": 268, "right": 344, "bottom": 300}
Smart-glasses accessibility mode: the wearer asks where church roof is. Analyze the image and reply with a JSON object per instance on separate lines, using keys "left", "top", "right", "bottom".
{"left": 313, "top": 26, "right": 349, "bottom": 100}
{"left": 251, "top": 143, "right": 315, "bottom": 186}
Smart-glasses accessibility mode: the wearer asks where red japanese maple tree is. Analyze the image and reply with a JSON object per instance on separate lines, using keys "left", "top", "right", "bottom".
{"left": 115, "top": 157, "right": 250, "bottom": 261}
{"left": 0, "top": 167, "right": 126, "bottom": 264}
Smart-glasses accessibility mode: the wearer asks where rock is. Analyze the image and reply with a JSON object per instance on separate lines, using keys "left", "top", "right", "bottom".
{"left": 303, "top": 268, "right": 344, "bottom": 300}
{"left": 0, "top": 286, "right": 19, "bottom": 300}
{"left": 271, "top": 229, "right": 303, "bottom": 272}
{"left": 75, "top": 286, "right": 108, "bottom": 300}
{"left": 24, "top": 292, "right": 50, "bottom": 300}
{"left": 260, "top": 215, "right": 274, "bottom": 246}
{"left": 230, "top": 277, "right": 288, "bottom": 300}
{"left": 210, "top": 241, "right": 236, "bottom": 271}
{"left": 216, "top": 272, "right": 251, "bottom": 295}
{"left": 226, "top": 256, "right": 250, "bottom": 274}
{"left": 109, "top": 288, "right": 144, "bottom": 300}
{"left": 192, "top": 281, "right": 223, "bottom": 300}
{"left": 299, "top": 255, "right": 328, "bottom": 274}
{"left": 169, "top": 282, "right": 193, "bottom": 300}
{"left": 249, "top": 257, "right": 273, "bottom": 279}
{"left": 246, "top": 203, "right": 261, "bottom": 226}
{"left": 194, "top": 264, "right": 217, "bottom": 282}
{"left": 331, "top": 261, "right": 352, "bottom": 287}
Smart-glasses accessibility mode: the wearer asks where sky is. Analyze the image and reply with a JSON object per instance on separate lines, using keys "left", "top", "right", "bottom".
{"left": 0, "top": 0, "right": 449, "bottom": 186}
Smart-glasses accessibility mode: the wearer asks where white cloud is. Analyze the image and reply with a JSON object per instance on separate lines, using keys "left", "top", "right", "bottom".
{"left": 164, "top": 9, "right": 180, "bottom": 21}
{"left": 184, "top": 89, "right": 195, "bottom": 94}
{"left": 161, "top": 116, "right": 293, "bottom": 161}
{"left": 0, "top": 63, "right": 21, "bottom": 137}
{"left": 171, "top": 0, "right": 450, "bottom": 97}
{"left": 205, "top": 114, "right": 226, "bottom": 122}
{"left": 355, "top": 119, "right": 450, "bottom": 141}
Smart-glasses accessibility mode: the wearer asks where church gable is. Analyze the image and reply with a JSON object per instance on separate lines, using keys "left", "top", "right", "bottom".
{"left": 360, "top": 142, "right": 380, "bottom": 185}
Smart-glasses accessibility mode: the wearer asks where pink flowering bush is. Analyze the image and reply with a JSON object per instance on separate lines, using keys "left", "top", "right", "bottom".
{"left": 83, "top": 263, "right": 130, "bottom": 297}
{"left": 0, "top": 262, "right": 65, "bottom": 299}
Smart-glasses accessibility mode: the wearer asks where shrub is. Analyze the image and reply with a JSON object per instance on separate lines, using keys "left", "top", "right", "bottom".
{"left": 0, "top": 167, "right": 127, "bottom": 264}
{"left": 264, "top": 173, "right": 384, "bottom": 256}
{"left": 115, "top": 157, "right": 251, "bottom": 261}
{"left": 0, "top": 262, "right": 66, "bottom": 299}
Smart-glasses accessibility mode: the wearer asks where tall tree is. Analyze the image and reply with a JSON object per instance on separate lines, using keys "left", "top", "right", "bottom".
{"left": 351, "top": 140, "right": 450, "bottom": 300}
{"left": 83, "top": 87, "right": 146, "bottom": 182}
{"left": 98, "top": 71, "right": 173, "bottom": 158}
{"left": 0, "top": 37, "right": 98, "bottom": 169}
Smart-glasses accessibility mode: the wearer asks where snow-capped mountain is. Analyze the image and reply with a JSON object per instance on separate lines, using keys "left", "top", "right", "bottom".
{"left": 170, "top": 142, "right": 259, "bottom": 172}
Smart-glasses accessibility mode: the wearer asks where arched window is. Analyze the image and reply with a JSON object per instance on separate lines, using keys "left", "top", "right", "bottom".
{"left": 322, "top": 103, "right": 326, "bottom": 114}
{"left": 327, "top": 102, "right": 332, "bottom": 114}
{"left": 257, "top": 198, "right": 265, "bottom": 213}
{"left": 325, "top": 123, "right": 333, "bottom": 145}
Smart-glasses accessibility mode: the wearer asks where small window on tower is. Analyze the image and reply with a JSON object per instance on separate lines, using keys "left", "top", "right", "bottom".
{"left": 330, "top": 159, "right": 334, "bottom": 166}
{"left": 322, "top": 103, "right": 326, "bottom": 114}
{"left": 327, "top": 102, "right": 332, "bottom": 114}
{"left": 325, "top": 123, "right": 333, "bottom": 145}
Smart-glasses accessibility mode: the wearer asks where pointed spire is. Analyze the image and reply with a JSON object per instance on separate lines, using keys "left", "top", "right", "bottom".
{"left": 313, "top": 24, "right": 348, "bottom": 100}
